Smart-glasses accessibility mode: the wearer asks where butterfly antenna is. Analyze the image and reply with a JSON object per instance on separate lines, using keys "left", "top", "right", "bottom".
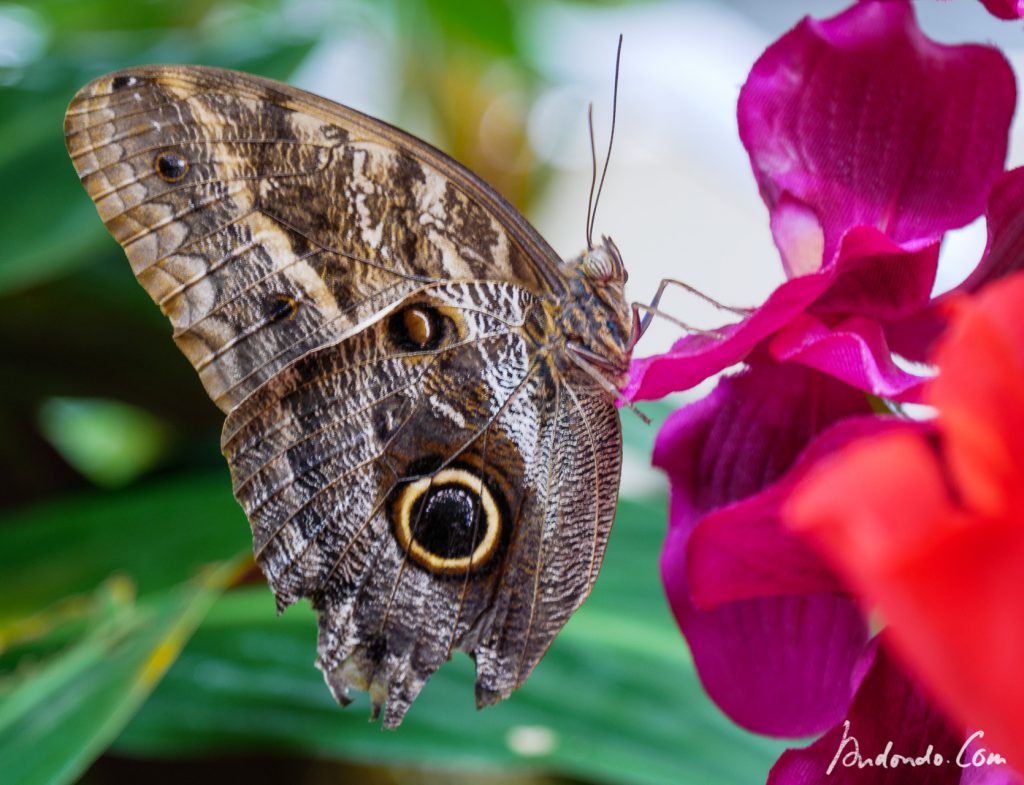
{"left": 588, "top": 34, "right": 623, "bottom": 244}
{"left": 585, "top": 103, "right": 598, "bottom": 251}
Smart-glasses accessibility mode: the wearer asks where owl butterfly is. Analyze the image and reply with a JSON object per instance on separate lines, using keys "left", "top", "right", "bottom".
{"left": 64, "top": 62, "right": 643, "bottom": 727}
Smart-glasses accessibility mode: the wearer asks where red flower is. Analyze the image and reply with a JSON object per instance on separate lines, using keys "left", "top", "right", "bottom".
{"left": 789, "top": 273, "right": 1024, "bottom": 769}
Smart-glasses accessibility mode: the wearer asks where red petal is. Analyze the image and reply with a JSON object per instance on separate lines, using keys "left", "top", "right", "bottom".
{"left": 789, "top": 430, "right": 1024, "bottom": 768}
{"left": 929, "top": 275, "right": 1024, "bottom": 518}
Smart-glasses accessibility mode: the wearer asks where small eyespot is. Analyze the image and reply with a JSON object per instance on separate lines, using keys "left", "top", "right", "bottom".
{"left": 389, "top": 304, "right": 443, "bottom": 351}
{"left": 319, "top": 124, "right": 348, "bottom": 142}
{"left": 111, "top": 75, "right": 141, "bottom": 91}
{"left": 154, "top": 152, "right": 188, "bottom": 182}
{"left": 267, "top": 293, "right": 298, "bottom": 323}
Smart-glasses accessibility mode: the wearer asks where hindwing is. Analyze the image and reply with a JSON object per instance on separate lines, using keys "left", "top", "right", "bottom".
{"left": 221, "top": 282, "right": 621, "bottom": 726}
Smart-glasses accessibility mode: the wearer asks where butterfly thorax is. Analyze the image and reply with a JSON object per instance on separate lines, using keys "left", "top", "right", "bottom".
{"left": 543, "top": 237, "right": 633, "bottom": 393}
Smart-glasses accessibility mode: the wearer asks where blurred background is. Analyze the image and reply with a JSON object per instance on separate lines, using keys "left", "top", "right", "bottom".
{"left": 1, "top": 1, "right": 1020, "bottom": 784}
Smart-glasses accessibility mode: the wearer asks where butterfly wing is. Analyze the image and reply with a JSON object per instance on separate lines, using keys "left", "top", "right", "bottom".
{"left": 221, "top": 281, "right": 621, "bottom": 726}
{"left": 64, "top": 65, "right": 565, "bottom": 411}
{"left": 65, "top": 65, "right": 624, "bottom": 726}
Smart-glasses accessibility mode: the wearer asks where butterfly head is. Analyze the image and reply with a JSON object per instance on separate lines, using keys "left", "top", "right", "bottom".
{"left": 559, "top": 236, "right": 633, "bottom": 392}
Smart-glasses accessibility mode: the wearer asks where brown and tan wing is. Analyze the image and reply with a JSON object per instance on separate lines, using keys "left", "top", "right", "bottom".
{"left": 64, "top": 65, "right": 565, "bottom": 412}
{"left": 221, "top": 281, "right": 622, "bottom": 727}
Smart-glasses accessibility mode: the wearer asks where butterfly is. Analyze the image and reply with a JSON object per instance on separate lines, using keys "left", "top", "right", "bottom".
{"left": 64, "top": 63, "right": 639, "bottom": 727}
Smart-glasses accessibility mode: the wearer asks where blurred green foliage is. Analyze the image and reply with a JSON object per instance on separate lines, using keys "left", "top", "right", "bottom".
{"left": 37, "top": 398, "right": 172, "bottom": 487}
{"left": 0, "top": 1, "right": 788, "bottom": 783}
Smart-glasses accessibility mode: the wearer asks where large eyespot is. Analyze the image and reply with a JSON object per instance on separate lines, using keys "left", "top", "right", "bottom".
{"left": 389, "top": 304, "right": 444, "bottom": 351}
{"left": 391, "top": 468, "right": 502, "bottom": 575}
{"left": 154, "top": 152, "right": 188, "bottom": 182}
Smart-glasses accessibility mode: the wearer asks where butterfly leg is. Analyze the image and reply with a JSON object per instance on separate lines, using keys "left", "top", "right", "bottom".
{"left": 566, "top": 343, "right": 649, "bottom": 424}
{"left": 629, "top": 278, "right": 753, "bottom": 348}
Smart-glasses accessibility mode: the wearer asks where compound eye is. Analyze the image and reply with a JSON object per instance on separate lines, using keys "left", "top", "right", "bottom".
{"left": 583, "top": 251, "right": 613, "bottom": 282}
{"left": 582, "top": 243, "right": 627, "bottom": 284}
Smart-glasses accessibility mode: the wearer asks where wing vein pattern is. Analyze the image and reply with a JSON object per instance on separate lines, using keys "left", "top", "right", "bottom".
{"left": 65, "top": 65, "right": 625, "bottom": 729}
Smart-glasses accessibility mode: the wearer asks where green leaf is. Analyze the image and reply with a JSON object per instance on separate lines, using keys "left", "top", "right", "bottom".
{"left": 0, "top": 473, "right": 249, "bottom": 620}
{"left": 117, "top": 498, "right": 787, "bottom": 785}
{"left": 36, "top": 397, "right": 173, "bottom": 488}
{"left": 415, "top": 0, "right": 518, "bottom": 56}
{"left": 0, "top": 560, "right": 244, "bottom": 785}
{"left": 0, "top": 467, "right": 250, "bottom": 784}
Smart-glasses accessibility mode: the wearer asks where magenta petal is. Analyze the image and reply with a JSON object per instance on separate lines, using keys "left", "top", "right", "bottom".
{"left": 627, "top": 227, "right": 937, "bottom": 402}
{"left": 770, "top": 314, "right": 927, "bottom": 401}
{"left": 964, "top": 771, "right": 1024, "bottom": 785}
{"left": 884, "top": 303, "right": 948, "bottom": 365}
{"left": 768, "top": 642, "right": 1005, "bottom": 785}
{"left": 653, "top": 362, "right": 871, "bottom": 524}
{"left": 670, "top": 590, "right": 870, "bottom": 738}
{"left": 810, "top": 227, "right": 939, "bottom": 321}
{"left": 771, "top": 193, "right": 826, "bottom": 277}
{"left": 961, "top": 167, "right": 1024, "bottom": 293}
{"left": 655, "top": 363, "right": 873, "bottom": 735}
{"left": 739, "top": 0, "right": 1015, "bottom": 265}
{"left": 687, "top": 503, "right": 840, "bottom": 606}
{"left": 886, "top": 168, "right": 1024, "bottom": 363}
{"left": 627, "top": 272, "right": 830, "bottom": 401}
{"left": 961, "top": 751, "right": 1024, "bottom": 785}
{"left": 979, "top": 0, "right": 1024, "bottom": 20}
{"left": 687, "top": 415, "right": 916, "bottom": 607}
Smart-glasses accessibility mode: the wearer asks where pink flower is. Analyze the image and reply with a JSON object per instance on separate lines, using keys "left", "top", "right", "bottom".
{"left": 642, "top": 0, "right": 1022, "bottom": 747}
{"left": 978, "top": 0, "right": 1024, "bottom": 20}
{"left": 627, "top": 0, "right": 1015, "bottom": 404}
{"left": 654, "top": 362, "right": 878, "bottom": 735}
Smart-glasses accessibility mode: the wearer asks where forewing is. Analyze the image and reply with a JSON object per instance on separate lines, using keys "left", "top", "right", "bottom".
{"left": 64, "top": 65, "right": 565, "bottom": 411}
{"left": 221, "top": 282, "right": 622, "bottom": 726}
